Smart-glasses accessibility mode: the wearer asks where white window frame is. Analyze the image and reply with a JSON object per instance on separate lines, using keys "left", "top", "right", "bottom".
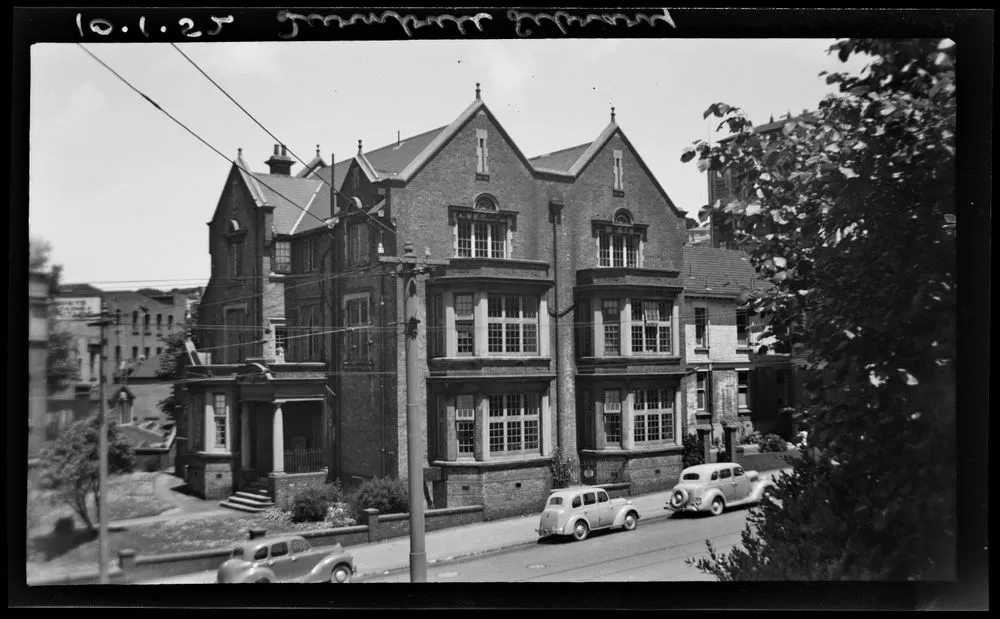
{"left": 696, "top": 371, "right": 708, "bottom": 411}
{"left": 598, "top": 231, "right": 640, "bottom": 268}
{"left": 457, "top": 219, "right": 507, "bottom": 259}
{"left": 632, "top": 388, "right": 675, "bottom": 444}
{"left": 455, "top": 394, "right": 476, "bottom": 457}
{"left": 344, "top": 294, "right": 370, "bottom": 362}
{"left": 631, "top": 300, "right": 672, "bottom": 355}
{"left": 603, "top": 389, "right": 622, "bottom": 446}
{"left": 487, "top": 392, "right": 540, "bottom": 456}
{"left": 454, "top": 293, "right": 475, "bottom": 356}
{"left": 487, "top": 295, "right": 538, "bottom": 355}
{"left": 274, "top": 241, "right": 292, "bottom": 273}
{"left": 737, "top": 370, "right": 751, "bottom": 411}
{"left": 602, "top": 299, "right": 621, "bottom": 356}
{"left": 213, "top": 392, "right": 230, "bottom": 451}
{"left": 694, "top": 307, "right": 709, "bottom": 348}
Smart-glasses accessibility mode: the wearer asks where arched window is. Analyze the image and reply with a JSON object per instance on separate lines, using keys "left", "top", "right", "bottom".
{"left": 613, "top": 209, "right": 633, "bottom": 225}
{"left": 474, "top": 194, "right": 498, "bottom": 211}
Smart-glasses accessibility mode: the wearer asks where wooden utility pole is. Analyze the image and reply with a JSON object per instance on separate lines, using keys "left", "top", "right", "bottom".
{"left": 88, "top": 302, "right": 113, "bottom": 583}
{"left": 379, "top": 241, "right": 446, "bottom": 583}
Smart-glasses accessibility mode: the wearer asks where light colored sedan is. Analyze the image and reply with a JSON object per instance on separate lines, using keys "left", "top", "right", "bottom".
{"left": 217, "top": 534, "right": 355, "bottom": 583}
{"left": 536, "top": 485, "right": 640, "bottom": 542}
{"left": 665, "top": 463, "right": 774, "bottom": 516}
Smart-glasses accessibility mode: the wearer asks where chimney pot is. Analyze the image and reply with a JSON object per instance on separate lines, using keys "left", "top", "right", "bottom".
{"left": 273, "top": 144, "right": 280, "bottom": 156}
{"left": 281, "top": 144, "right": 287, "bottom": 156}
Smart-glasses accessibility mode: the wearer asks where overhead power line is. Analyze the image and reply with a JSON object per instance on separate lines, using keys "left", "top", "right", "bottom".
{"left": 168, "top": 43, "right": 396, "bottom": 239}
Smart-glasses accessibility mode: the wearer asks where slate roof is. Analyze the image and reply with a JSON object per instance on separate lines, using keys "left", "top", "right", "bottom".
{"left": 253, "top": 173, "right": 325, "bottom": 235}
{"left": 682, "top": 245, "right": 764, "bottom": 297}
{"left": 364, "top": 126, "right": 449, "bottom": 177}
{"left": 529, "top": 142, "right": 592, "bottom": 172}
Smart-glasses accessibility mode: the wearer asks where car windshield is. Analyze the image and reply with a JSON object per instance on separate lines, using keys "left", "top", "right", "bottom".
{"left": 682, "top": 472, "right": 701, "bottom": 481}
{"left": 231, "top": 548, "right": 244, "bottom": 558}
{"left": 548, "top": 496, "right": 563, "bottom": 506}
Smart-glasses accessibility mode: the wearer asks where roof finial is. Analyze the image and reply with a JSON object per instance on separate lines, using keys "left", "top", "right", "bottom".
{"left": 237, "top": 147, "right": 242, "bottom": 157}
{"left": 357, "top": 139, "right": 363, "bottom": 155}
{"left": 611, "top": 105, "right": 616, "bottom": 122}
{"left": 475, "top": 82, "right": 481, "bottom": 99}
{"left": 316, "top": 144, "right": 320, "bottom": 158}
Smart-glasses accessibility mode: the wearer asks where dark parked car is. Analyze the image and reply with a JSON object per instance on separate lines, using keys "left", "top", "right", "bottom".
{"left": 217, "top": 534, "right": 355, "bottom": 583}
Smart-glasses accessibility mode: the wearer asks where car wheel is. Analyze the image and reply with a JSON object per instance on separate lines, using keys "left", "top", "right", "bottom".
{"left": 623, "top": 511, "right": 638, "bottom": 531}
{"left": 710, "top": 497, "right": 725, "bottom": 516}
{"left": 572, "top": 520, "right": 590, "bottom": 541}
{"left": 254, "top": 578, "right": 271, "bottom": 584}
{"left": 330, "top": 564, "right": 353, "bottom": 583}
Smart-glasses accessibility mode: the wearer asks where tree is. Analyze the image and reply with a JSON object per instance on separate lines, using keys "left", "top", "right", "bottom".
{"left": 155, "top": 317, "right": 197, "bottom": 423}
{"left": 38, "top": 415, "right": 136, "bottom": 530}
{"left": 681, "top": 39, "right": 956, "bottom": 580}
{"left": 29, "top": 237, "right": 53, "bottom": 273}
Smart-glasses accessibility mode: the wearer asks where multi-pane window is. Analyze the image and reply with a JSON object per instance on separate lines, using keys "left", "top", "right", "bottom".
{"left": 457, "top": 220, "right": 507, "bottom": 258}
{"left": 738, "top": 371, "right": 750, "bottom": 410}
{"left": 613, "top": 150, "right": 624, "bottom": 190}
{"left": 598, "top": 232, "right": 639, "bottom": 268}
{"left": 737, "top": 309, "right": 749, "bottom": 347}
{"left": 429, "top": 294, "right": 444, "bottom": 358}
{"left": 345, "top": 297, "right": 369, "bottom": 361}
{"left": 274, "top": 325, "right": 288, "bottom": 356}
{"left": 455, "top": 294, "right": 475, "bottom": 355}
{"left": 487, "top": 393, "right": 540, "bottom": 455}
{"left": 603, "top": 390, "right": 622, "bottom": 445}
{"left": 631, "top": 301, "right": 672, "bottom": 354}
{"left": 274, "top": 241, "right": 292, "bottom": 273}
{"left": 213, "top": 393, "right": 229, "bottom": 450}
{"left": 229, "top": 240, "right": 243, "bottom": 277}
{"left": 348, "top": 223, "right": 369, "bottom": 266}
{"left": 695, "top": 307, "right": 708, "bottom": 348}
{"left": 487, "top": 295, "right": 538, "bottom": 354}
{"left": 696, "top": 371, "right": 711, "bottom": 412}
{"left": 456, "top": 395, "right": 476, "bottom": 456}
{"left": 301, "top": 238, "right": 314, "bottom": 272}
{"left": 576, "top": 301, "right": 592, "bottom": 357}
{"left": 602, "top": 300, "right": 621, "bottom": 355}
{"left": 633, "top": 388, "right": 675, "bottom": 443}
{"left": 156, "top": 314, "right": 163, "bottom": 331}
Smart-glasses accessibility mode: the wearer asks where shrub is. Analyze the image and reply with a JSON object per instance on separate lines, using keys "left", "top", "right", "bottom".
{"left": 549, "top": 447, "right": 577, "bottom": 489}
{"left": 682, "top": 433, "right": 705, "bottom": 468}
{"left": 350, "top": 477, "right": 408, "bottom": 516}
{"left": 318, "top": 480, "right": 345, "bottom": 505}
{"left": 758, "top": 433, "right": 788, "bottom": 453}
{"left": 290, "top": 488, "right": 329, "bottom": 523}
{"left": 324, "top": 503, "right": 357, "bottom": 528}
{"left": 742, "top": 430, "right": 762, "bottom": 445}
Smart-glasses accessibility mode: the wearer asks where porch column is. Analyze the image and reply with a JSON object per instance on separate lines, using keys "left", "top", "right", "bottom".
{"left": 240, "top": 403, "right": 251, "bottom": 468}
{"left": 272, "top": 401, "right": 285, "bottom": 473}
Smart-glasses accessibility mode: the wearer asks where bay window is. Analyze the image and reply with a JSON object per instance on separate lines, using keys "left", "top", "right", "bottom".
{"left": 488, "top": 295, "right": 537, "bottom": 354}
{"left": 432, "top": 291, "right": 544, "bottom": 358}
{"left": 454, "top": 293, "right": 475, "bottom": 355}
{"left": 602, "top": 300, "right": 621, "bottom": 355}
{"left": 488, "top": 393, "right": 540, "bottom": 455}
{"left": 632, "top": 388, "right": 675, "bottom": 444}
{"left": 603, "top": 389, "right": 622, "bottom": 445}
{"left": 455, "top": 395, "right": 476, "bottom": 456}
{"left": 631, "top": 300, "right": 672, "bottom": 354}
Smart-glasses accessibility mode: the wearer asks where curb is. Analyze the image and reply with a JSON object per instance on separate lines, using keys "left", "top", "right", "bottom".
{"left": 353, "top": 507, "right": 676, "bottom": 582}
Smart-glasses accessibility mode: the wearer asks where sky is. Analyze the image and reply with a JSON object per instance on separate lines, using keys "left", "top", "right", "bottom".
{"left": 29, "top": 38, "right": 868, "bottom": 290}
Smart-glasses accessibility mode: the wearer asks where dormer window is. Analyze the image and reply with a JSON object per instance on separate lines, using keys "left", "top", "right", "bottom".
{"left": 453, "top": 195, "right": 511, "bottom": 259}
{"left": 476, "top": 129, "right": 489, "bottom": 176}
{"left": 613, "top": 150, "right": 624, "bottom": 192}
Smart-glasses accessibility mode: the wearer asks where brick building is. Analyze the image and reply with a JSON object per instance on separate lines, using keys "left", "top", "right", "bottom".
{"left": 104, "top": 290, "right": 189, "bottom": 380}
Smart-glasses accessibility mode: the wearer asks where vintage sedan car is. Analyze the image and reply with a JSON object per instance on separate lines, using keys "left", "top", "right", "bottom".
{"left": 665, "top": 463, "right": 774, "bottom": 517}
{"left": 217, "top": 534, "right": 355, "bottom": 583}
{"left": 536, "top": 485, "right": 640, "bottom": 542}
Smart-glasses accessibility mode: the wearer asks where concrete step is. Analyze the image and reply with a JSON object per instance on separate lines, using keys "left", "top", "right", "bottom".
{"left": 219, "top": 499, "right": 270, "bottom": 514}
{"left": 235, "top": 491, "right": 274, "bottom": 503}
{"left": 226, "top": 495, "right": 276, "bottom": 509}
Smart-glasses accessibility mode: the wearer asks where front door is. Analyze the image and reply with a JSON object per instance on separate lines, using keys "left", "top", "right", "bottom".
{"left": 595, "top": 489, "right": 615, "bottom": 527}
{"left": 256, "top": 407, "right": 273, "bottom": 472}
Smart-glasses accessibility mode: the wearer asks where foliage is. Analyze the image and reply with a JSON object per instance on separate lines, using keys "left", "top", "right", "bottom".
{"left": 741, "top": 430, "right": 762, "bottom": 445}
{"left": 29, "top": 237, "right": 53, "bottom": 273}
{"left": 548, "top": 447, "right": 577, "bottom": 488}
{"left": 38, "top": 415, "right": 136, "bottom": 530}
{"left": 682, "top": 433, "right": 705, "bottom": 468}
{"left": 156, "top": 317, "right": 197, "bottom": 423}
{"left": 47, "top": 326, "right": 79, "bottom": 394}
{"left": 757, "top": 433, "right": 788, "bottom": 453}
{"left": 290, "top": 488, "right": 330, "bottom": 523}
{"left": 682, "top": 38, "right": 956, "bottom": 580}
{"left": 349, "top": 477, "right": 409, "bottom": 515}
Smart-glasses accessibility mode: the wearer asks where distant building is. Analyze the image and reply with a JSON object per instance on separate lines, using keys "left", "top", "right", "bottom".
{"left": 103, "top": 290, "right": 189, "bottom": 382}
{"left": 48, "top": 283, "right": 104, "bottom": 433}
{"left": 28, "top": 270, "right": 54, "bottom": 461}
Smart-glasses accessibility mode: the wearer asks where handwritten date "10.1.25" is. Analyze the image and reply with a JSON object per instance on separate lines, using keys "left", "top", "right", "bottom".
{"left": 75, "top": 13, "right": 234, "bottom": 38}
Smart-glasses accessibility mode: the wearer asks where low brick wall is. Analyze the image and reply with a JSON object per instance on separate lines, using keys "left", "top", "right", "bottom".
{"left": 269, "top": 470, "right": 328, "bottom": 510}
{"left": 737, "top": 450, "right": 800, "bottom": 473}
{"left": 27, "top": 504, "right": 486, "bottom": 586}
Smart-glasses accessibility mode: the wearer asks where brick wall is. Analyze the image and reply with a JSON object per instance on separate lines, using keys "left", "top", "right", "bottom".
{"left": 269, "top": 471, "right": 329, "bottom": 510}
{"left": 625, "top": 449, "right": 684, "bottom": 494}
{"left": 437, "top": 463, "right": 552, "bottom": 520}
{"left": 187, "top": 458, "right": 235, "bottom": 500}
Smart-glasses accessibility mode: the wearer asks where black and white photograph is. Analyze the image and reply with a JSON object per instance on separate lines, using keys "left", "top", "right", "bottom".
{"left": 12, "top": 6, "right": 989, "bottom": 611}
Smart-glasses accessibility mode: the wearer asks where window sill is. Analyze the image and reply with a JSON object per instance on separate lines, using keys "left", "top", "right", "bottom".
{"left": 432, "top": 455, "right": 551, "bottom": 470}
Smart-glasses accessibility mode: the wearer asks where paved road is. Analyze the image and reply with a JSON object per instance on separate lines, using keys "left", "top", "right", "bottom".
{"left": 357, "top": 509, "right": 749, "bottom": 583}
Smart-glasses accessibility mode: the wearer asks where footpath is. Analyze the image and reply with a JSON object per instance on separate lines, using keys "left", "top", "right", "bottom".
{"left": 136, "top": 468, "right": 791, "bottom": 584}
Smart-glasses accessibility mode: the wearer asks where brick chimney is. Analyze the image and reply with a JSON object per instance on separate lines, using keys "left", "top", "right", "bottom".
{"left": 265, "top": 144, "right": 294, "bottom": 175}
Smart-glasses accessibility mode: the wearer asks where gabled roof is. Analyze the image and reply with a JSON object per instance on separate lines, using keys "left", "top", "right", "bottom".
{"left": 58, "top": 283, "right": 103, "bottom": 297}
{"left": 253, "top": 173, "right": 324, "bottom": 235}
{"left": 682, "top": 245, "right": 763, "bottom": 297}
{"left": 296, "top": 153, "right": 327, "bottom": 178}
{"left": 528, "top": 142, "right": 592, "bottom": 173}
{"left": 363, "top": 125, "right": 449, "bottom": 178}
